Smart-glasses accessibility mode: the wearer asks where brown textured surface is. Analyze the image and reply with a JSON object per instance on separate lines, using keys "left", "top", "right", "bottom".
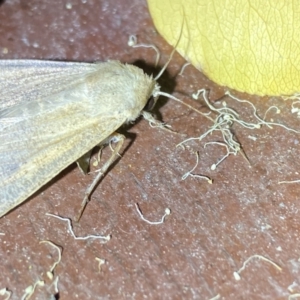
{"left": 1, "top": 1, "right": 300, "bottom": 299}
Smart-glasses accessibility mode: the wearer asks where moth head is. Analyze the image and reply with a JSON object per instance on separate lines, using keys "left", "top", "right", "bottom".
{"left": 144, "top": 82, "right": 160, "bottom": 111}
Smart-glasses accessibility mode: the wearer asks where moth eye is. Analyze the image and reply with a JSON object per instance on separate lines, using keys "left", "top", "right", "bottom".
{"left": 144, "top": 95, "right": 157, "bottom": 111}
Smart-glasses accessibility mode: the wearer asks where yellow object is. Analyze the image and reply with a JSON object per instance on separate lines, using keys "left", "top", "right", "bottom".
{"left": 147, "top": 0, "right": 300, "bottom": 96}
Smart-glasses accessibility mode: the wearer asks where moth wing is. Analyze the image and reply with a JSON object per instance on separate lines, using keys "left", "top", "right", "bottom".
{"left": 0, "top": 60, "right": 129, "bottom": 216}
{"left": 0, "top": 60, "right": 99, "bottom": 110}
{"left": 0, "top": 108, "right": 126, "bottom": 217}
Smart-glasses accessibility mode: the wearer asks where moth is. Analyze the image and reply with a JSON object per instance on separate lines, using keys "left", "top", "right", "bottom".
{"left": 0, "top": 59, "right": 171, "bottom": 219}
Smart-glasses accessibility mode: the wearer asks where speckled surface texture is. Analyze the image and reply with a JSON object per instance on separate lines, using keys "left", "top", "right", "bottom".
{"left": 1, "top": 1, "right": 300, "bottom": 299}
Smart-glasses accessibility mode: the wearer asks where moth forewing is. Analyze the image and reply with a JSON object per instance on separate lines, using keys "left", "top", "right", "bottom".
{"left": 0, "top": 60, "right": 158, "bottom": 217}
{"left": 0, "top": 60, "right": 99, "bottom": 111}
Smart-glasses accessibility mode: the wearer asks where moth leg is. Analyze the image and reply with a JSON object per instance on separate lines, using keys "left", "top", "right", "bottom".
{"left": 76, "top": 150, "right": 93, "bottom": 174}
{"left": 142, "top": 111, "right": 175, "bottom": 133}
{"left": 76, "top": 132, "right": 125, "bottom": 222}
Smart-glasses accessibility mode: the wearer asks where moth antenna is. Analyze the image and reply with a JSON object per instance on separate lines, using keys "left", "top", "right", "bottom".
{"left": 154, "top": 10, "right": 185, "bottom": 81}
{"left": 153, "top": 90, "right": 214, "bottom": 123}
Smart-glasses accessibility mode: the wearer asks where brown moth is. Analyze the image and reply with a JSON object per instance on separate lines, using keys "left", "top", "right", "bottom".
{"left": 0, "top": 59, "right": 167, "bottom": 219}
